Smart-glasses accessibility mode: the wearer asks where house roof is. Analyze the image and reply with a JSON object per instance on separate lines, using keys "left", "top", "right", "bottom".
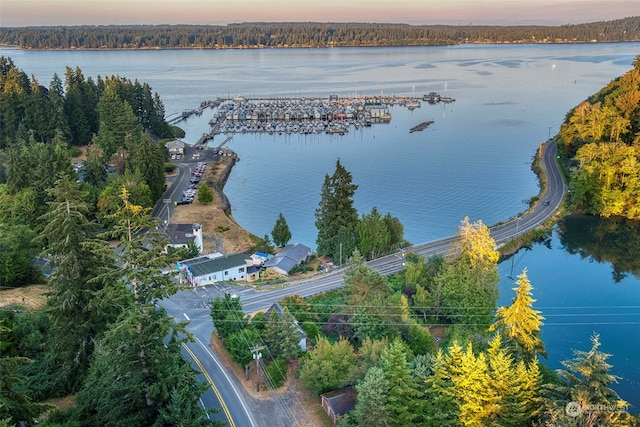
{"left": 165, "top": 139, "right": 186, "bottom": 149}
{"left": 265, "top": 303, "right": 307, "bottom": 339}
{"left": 165, "top": 223, "right": 197, "bottom": 246}
{"left": 321, "top": 387, "right": 357, "bottom": 416}
{"left": 183, "top": 253, "right": 249, "bottom": 277}
{"left": 262, "top": 243, "right": 311, "bottom": 273}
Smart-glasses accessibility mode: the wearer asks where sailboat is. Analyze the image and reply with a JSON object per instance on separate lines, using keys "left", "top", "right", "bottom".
{"left": 407, "top": 85, "right": 421, "bottom": 110}
{"left": 440, "top": 82, "right": 455, "bottom": 103}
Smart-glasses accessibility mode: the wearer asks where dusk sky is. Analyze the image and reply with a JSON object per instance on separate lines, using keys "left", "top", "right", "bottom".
{"left": 1, "top": 0, "right": 638, "bottom": 27}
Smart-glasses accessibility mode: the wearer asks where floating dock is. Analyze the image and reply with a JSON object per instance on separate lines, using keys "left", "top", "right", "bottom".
{"left": 409, "top": 121, "right": 435, "bottom": 133}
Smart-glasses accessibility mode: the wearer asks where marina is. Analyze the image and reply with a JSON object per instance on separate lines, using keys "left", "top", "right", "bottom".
{"left": 177, "top": 92, "right": 453, "bottom": 139}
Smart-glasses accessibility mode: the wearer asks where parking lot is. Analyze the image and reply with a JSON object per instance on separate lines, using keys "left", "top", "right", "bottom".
{"left": 175, "top": 161, "right": 207, "bottom": 205}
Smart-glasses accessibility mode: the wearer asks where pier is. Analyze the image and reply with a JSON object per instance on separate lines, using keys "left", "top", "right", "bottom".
{"left": 409, "top": 121, "right": 435, "bottom": 133}
{"left": 167, "top": 99, "right": 222, "bottom": 125}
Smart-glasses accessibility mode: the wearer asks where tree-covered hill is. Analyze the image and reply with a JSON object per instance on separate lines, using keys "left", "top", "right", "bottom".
{"left": 1, "top": 16, "right": 639, "bottom": 49}
{"left": 559, "top": 55, "right": 640, "bottom": 219}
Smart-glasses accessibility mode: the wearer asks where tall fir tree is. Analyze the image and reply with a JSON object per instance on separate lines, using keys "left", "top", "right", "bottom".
{"left": 271, "top": 212, "right": 292, "bottom": 247}
{"left": 490, "top": 268, "right": 547, "bottom": 364}
{"left": 541, "top": 334, "right": 634, "bottom": 427}
{"left": 33, "top": 174, "right": 119, "bottom": 396}
{"left": 315, "top": 159, "right": 359, "bottom": 262}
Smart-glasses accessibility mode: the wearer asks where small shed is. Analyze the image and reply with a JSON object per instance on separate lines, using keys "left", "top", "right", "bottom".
{"left": 320, "top": 387, "right": 357, "bottom": 424}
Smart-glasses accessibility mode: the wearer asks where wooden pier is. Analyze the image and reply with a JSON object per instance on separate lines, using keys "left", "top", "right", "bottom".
{"left": 409, "top": 121, "right": 434, "bottom": 133}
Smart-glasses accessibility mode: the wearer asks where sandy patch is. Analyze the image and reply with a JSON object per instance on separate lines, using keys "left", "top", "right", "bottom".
{"left": 170, "top": 156, "right": 254, "bottom": 254}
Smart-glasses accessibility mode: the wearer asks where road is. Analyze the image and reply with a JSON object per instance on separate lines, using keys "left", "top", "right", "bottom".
{"left": 160, "top": 139, "right": 567, "bottom": 426}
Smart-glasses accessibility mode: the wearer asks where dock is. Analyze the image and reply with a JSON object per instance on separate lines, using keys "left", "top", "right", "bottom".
{"left": 409, "top": 121, "right": 434, "bottom": 133}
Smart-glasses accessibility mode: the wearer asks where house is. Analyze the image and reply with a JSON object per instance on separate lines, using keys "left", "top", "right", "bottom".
{"left": 250, "top": 251, "right": 271, "bottom": 267}
{"left": 262, "top": 243, "right": 312, "bottom": 276}
{"left": 264, "top": 303, "right": 307, "bottom": 352}
{"left": 164, "top": 223, "right": 203, "bottom": 255}
{"left": 165, "top": 139, "right": 186, "bottom": 156}
{"left": 321, "top": 387, "right": 357, "bottom": 424}
{"left": 177, "top": 252, "right": 259, "bottom": 286}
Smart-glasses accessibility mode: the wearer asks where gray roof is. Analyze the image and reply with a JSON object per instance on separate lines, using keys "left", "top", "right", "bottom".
{"left": 184, "top": 253, "right": 249, "bottom": 276}
{"left": 262, "top": 243, "right": 311, "bottom": 273}
{"left": 321, "top": 387, "right": 357, "bottom": 416}
{"left": 165, "top": 223, "right": 196, "bottom": 245}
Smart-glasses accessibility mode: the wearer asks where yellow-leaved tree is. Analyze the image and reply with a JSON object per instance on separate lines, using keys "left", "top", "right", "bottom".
{"left": 457, "top": 216, "right": 499, "bottom": 270}
{"left": 490, "top": 268, "right": 547, "bottom": 364}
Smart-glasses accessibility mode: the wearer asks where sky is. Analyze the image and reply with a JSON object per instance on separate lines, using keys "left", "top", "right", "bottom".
{"left": 1, "top": 0, "right": 638, "bottom": 27}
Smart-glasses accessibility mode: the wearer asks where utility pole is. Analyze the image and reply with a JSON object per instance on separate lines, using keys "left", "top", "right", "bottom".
{"left": 250, "top": 345, "right": 265, "bottom": 392}
{"left": 163, "top": 198, "right": 171, "bottom": 230}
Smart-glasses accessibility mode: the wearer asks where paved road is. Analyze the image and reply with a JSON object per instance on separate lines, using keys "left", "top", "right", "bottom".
{"left": 161, "top": 139, "right": 567, "bottom": 426}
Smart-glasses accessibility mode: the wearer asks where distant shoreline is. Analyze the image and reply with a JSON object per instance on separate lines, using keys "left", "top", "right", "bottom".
{"left": 3, "top": 40, "right": 637, "bottom": 52}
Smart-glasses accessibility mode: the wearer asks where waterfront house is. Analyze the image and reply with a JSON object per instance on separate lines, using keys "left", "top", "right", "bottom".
{"left": 262, "top": 243, "right": 312, "bottom": 276}
{"left": 177, "top": 252, "right": 259, "bottom": 286}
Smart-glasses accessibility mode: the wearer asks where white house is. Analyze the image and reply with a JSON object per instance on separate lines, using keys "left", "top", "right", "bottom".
{"left": 164, "top": 223, "right": 203, "bottom": 255}
{"left": 177, "top": 252, "right": 259, "bottom": 286}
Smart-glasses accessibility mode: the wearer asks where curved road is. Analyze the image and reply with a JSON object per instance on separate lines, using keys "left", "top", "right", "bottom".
{"left": 161, "top": 139, "right": 567, "bottom": 426}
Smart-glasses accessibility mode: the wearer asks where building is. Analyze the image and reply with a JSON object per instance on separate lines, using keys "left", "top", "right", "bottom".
{"left": 262, "top": 243, "right": 312, "bottom": 276}
{"left": 264, "top": 303, "right": 307, "bottom": 352}
{"left": 164, "top": 223, "right": 203, "bottom": 255}
{"left": 177, "top": 252, "right": 259, "bottom": 286}
{"left": 320, "top": 387, "right": 357, "bottom": 424}
{"left": 165, "top": 139, "right": 186, "bottom": 156}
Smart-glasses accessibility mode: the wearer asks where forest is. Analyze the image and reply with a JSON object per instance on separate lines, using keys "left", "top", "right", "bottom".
{"left": 558, "top": 55, "right": 640, "bottom": 220}
{"left": 2, "top": 51, "right": 640, "bottom": 425}
{"left": 0, "top": 16, "right": 639, "bottom": 50}
{"left": 0, "top": 57, "right": 221, "bottom": 426}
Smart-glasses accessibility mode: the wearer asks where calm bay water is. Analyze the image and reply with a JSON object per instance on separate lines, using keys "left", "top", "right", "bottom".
{"left": 3, "top": 43, "right": 639, "bottom": 408}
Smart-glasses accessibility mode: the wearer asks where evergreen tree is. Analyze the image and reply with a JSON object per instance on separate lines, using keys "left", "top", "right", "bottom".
{"left": 271, "top": 212, "right": 292, "bottom": 247}
{"left": 209, "top": 294, "right": 248, "bottom": 341}
{"left": 263, "top": 306, "right": 302, "bottom": 361}
{"left": 423, "top": 349, "right": 459, "bottom": 427}
{"left": 95, "top": 82, "right": 141, "bottom": 160}
{"left": 0, "top": 342, "right": 50, "bottom": 427}
{"left": 353, "top": 366, "right": 390, "bottom": 427}
{"left": 541, "top": 334, "right": 634, "bottom": 427}
{"left": 356, "top": 206, "right": 391, "bottom": 259}
{"left": 490, "top": 268, "right": 547, "bottom": 363}
{"left": 484, "top": 334, "right": 539, "bottom": 426}
{"left": 103, "top": 186, "right": 180, "bottom": 305}
{"left": 75, "top": 307, "right": 216, "bottom": 426}
{"left": 0, "top": 223, "right": 39, "bottom": 288}
{"left": 33, "top": 174, "right": 119, "bottom": 396}
{"left": 315, "top": 159, "right": 359, "bottom": 262}
{"left": 380, "top": 340, "right": 421, "bottom": 427}
{"left": 125, "top": 130, "right": 167, "bottom": 201}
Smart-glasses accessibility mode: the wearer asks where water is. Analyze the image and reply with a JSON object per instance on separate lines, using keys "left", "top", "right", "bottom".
{"left": 3, "top": 43, "right": 639, "bottom": 408}
{"left": 499, "top": 219, "right": 640, "bottom": 411}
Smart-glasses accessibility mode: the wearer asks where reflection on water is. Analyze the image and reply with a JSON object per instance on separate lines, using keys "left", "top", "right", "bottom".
{"left": 558, "top": 214, "right": 640, "bottom": 282}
